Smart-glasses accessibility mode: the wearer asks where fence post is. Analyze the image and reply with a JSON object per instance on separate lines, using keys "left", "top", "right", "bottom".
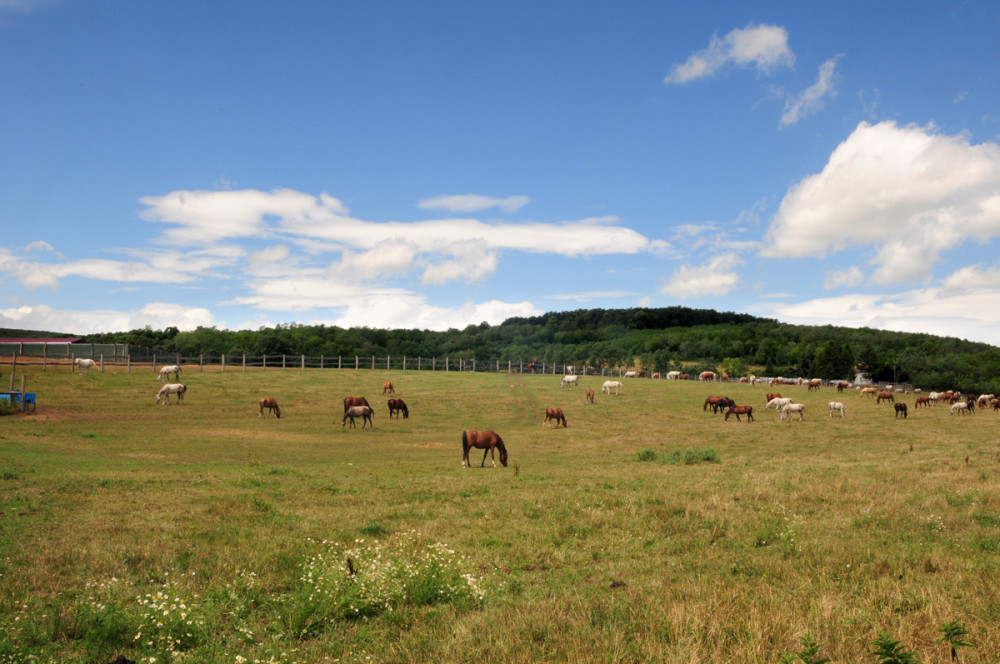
{"left": 403, "top": 356, "right": 407, "bottom": 371}
{"left": 371, "top": 355, "right": 375, "bottom": 370}
{"left": 127, "top": 354, "right": 130, "bottom": 372}
{"left": 338, "top": 356, "right": 342, "bottom": 369}
{"left": 387, "top": 355, "right": 390, "bottom": 370}
{"left": 200, "top": 354, "right": 204, "bottom": 372}
{"left": 42, "top": 344, "right": 47, "bottom": 372}
{"left": 418, "top": 357, "right": 422, "bottom": 371}
{"left": 320, "top": 355, "right": 324, "bottom": 369}
{"left": 99, "top": 354, "right": 104, "bottom": 373}
{"left": 301, "top": 354, "right": 305, "bottom": 370}
{"left": 222, "top": 354, "right": 226, "bottom": 373}
{"left": 243, "top": 354, "right": 246, "bottom": 373}
{"left": 282, "top": 354, "right": 286, "bottom": 370}
{"left": 355, "top": 356, "right": 359, "bottom": 370}
{"left": 433, "top": 357, "right": 436, "bottom": 371}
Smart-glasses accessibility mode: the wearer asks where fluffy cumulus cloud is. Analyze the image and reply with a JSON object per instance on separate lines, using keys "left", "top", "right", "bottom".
{"left": 660, "top": 253, "right": 743, "bottom": 299}
{"left": 0, "top": 302, "right": 217, "bottom": 335}
{"left": 761, "top": 121, "right": 1000, "bottom": 283}
{"left": 824, "top": 265, "right": 865, "bottom": 289}
{"left": 780, "top": 56, "right": 840, "bottom": 126}
{"left": 664, "top": 23, "right": 795, "bottom": 85}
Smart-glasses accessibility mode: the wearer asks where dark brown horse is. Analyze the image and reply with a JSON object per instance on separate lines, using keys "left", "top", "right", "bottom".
{"left": 462, "top": 430, "right": 508, "bottom": 468}
{"left": 543, "top": 407, "right": 567, "bottom": 428}
{"left": 704, "top": 396, "right": 735, "bottom": 414}
{"left": 344, "top": 396, "right": 370, "bottom": 414}
{"left": 894, "top": 402, "right": 908, "bottom": 418}
{"left": 258, "top": 397, "right": 280, "bottom": 419}
{"left": 387, "top": 398, "right": 408, "bottom": 419}
{"left": 877, "top": 391, "right": 895, "bottom": 404}
{"left": 724, "top": 405, "right": 754, "bottom": 422}
{"left": 342, "top": 405, "right": 374, "bottom": 428}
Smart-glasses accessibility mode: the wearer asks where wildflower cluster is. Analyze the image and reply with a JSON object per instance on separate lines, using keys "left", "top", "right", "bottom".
{"left": 296, "top": 531, "right": 488, "bottom": 624}
{"left": 132, "top": 583, "right": 204, "bottom": 659}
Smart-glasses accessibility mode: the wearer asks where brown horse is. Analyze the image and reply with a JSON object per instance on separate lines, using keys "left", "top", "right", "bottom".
{"left": 586, "top": 387, "right": 595, "bottom": 404}
{"left": 383, "top": 380, "right": 395, "bottom": 395}
{"left": 766, "top": 392, "right": 782, "bottom": 404}
{"left": 387, "top": 398, "right": 409, "bottom": 419}
{"left": 836, "top": 381, "right": 850, "bottom": 392}
{"left": 462, "top": 430, "right": 508, "bottom": 468}
{"left": 807, "top": 379, "right": 821, "bottom": 391}
{"left": 258, "top": 397, "right": 280, "bottom": 418}
{"left": 914, "top": 396, "right": 931, "bottom": 408}
{"left": 543, "top": 407, "right": 567, "bottom": 428}
{"left": 704, "top": 396, "right": 734, "bottom": 414}
{"left": 894, "top": 402, "right": 908, "bottom": 418}
{"left": 342, "top": 405, "right": 374, "bottom": 428}
{"left": 344, "top": 396, "right": 370, "bottom": 414}
{"left": 877, "top": 391, "right": 895, "bottom": 404}
{"left": 724, "top": 405, "right": 754, "bottom": 422}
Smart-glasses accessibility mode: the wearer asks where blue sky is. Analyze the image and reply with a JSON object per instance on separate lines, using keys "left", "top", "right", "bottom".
{"left": 3, "top": 1, "right": 1000, "bottom": 345}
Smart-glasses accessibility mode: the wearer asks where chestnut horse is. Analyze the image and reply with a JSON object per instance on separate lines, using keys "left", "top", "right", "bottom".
{"left": 586, "top": 388, "right": 595, "bottom": 404}
{"left": 383, "top": 380, "right": 395, "bottom": 395}
{"left": 704, "top": 396, "right": 734, "bottom": 414}
{"left": 258, "top": 397, "right": 280, "bottom": 418}
{"left": 724, "top": 405, "right": 753, "bottom": 422}
{"left": 766, "top": 392, "right": 782, "bottom": 404}
{"left": 462, "top": 430, "right": 508, "bottom": 468}
{"left": 387, "top": 398, "right": 408, "bottom": 419}
{"left": 543, "top": 407, "right": 567, "bottom": 428}
{"left": 877, "top": 392, "right": 895, "bottom": 404}
{"left": 344, "top": 396, "right": 370, "bottom": 413}
{"left": 914, "top": 396, "right": 930, "bottom": 408}
{"left": 342, "top": 405, "right": 374, "bottom": 428}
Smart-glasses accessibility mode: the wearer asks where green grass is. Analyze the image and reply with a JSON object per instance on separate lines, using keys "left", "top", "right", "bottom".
{"left": 1, "top": 366, "right": 999, "bottom": 662}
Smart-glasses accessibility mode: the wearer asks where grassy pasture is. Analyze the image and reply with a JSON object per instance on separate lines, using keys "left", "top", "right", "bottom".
{"left": 1, "top": 367, "right": 999, "bottom": 663}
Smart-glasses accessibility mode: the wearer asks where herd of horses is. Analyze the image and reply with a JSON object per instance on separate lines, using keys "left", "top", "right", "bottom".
{"left": 135, "top": 362, "right": 993, "bottom": 467}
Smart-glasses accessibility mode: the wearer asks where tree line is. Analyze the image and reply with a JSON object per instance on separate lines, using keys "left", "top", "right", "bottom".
{"left": 12, "top": 305, "right": 999, "bottom": 393}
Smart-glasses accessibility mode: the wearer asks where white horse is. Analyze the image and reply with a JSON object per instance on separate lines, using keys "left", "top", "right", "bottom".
{"left": 950, "top": 401, "right": 971, "bottom": 415}
{"left": 74, "top": 358, "right": 96, "bottom": 373}
{"left": 766, "top": 397, "right": 793, "bottom": 411}
{"left": 828, "top": 402, "right": 845, "bottom": 418}
{"left": 155, "top": 383, "right": 186, "bottom": 405}
{"left": 602, "top": 380, "right": 623, "bottom": 395}
{"left": 561, "top": 375, "right": 579, "bottom": 388}
{"left": 665, "top": 370, "right": 681, "bottom": 380}
{"left": 623, "top": 370, "right": 638, "bottom": 378}
{"left": 781, "top": 403, "right": 806, "bottom": 421}
{"left": 158, "top": 364, "right": 182, "bottom": 381}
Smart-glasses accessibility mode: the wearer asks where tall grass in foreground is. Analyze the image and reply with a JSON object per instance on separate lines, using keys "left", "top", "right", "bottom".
{"left": 1, "top": 367, "right": 999, "bottom": 662}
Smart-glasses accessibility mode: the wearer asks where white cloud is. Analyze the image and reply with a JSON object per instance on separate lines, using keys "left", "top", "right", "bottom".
{"left": 547, "top": 290, "right": 633, "bottom": 302}
{"left": 824, "top": 265, "right": 865, "bottom": 289}
{"left": 418, "top": 194, "right": 529, "bottom": 213}
{"left": 762, "top": 121, "right": 1000, "bottom": 283}
{"left": 759, "top": 286, "right": 1000, "bottom": 346}
{"left": 780, "top": 56, "right": 840, "bottom": 126}
{"left": 0, "top": 302, "right": 218, "bottom": 335}
{"left": 664, "top": 24, "right": 794, "bottom": 85}
{"left": 940, "top": 264, "right": 1000, "bottom": 294}
{"left": 330, "top": 240, "right": 420, "bottom": 283}
{"left": 660, "top": 253, "right": 743, "bottom": 298}
{"left": 420, "top": 240, "right": 497, "bottom": 285}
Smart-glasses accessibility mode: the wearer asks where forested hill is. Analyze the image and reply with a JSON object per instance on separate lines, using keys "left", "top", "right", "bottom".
{"left": 5, "top": 306, "right": 1000, "bottom": 391}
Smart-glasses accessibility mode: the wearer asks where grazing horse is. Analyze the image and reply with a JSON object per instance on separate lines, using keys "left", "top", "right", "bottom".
{"left": 602, "top": 380, "right": 623, "bottom": 395}
{"left": 561, "top": 375, "right": 579, "bottom": 388}
{"left": 74, "top": 358, "right": 96, "bottom": 373}
{"left": 724, "top": 405, "right": 753, "bottom": 422}
{"left": 836, "top": 381, "right": 850, "bottom": 392}
{"left": 808, "top": 379, "right": 822, "bottom": 391}
{"left": 665, "top": 371, "right": 681, "bottom": 380}
{"left": 894, "top": 402, "right": 908, "bottom": 419}
{"left": 382, "top": 380, "right": 395, "bottom": 396}
{"left": 343, "top": 396, "right": 371, "bottom": 414}
{"left": 766, "top": 392, "right": 782, "bottom": 404}
{"left": 876, "top": 391, "right": 895, "bottom": 404}
{"left": 586, "top": 388, "right": 595, "bottom": 404}
{"left": 387, "top": 398, "right": 409, "bottom": 419}
{"left": 258, "top": 397, "right": 280, "bottom": 418}
{"left": 461, "top": 430, "right": 508, "bottom": 468}
{"left": 781, "top": 403, "right": 806, "bottom": 421}
{"left": 155, "top": 383, "right": 186, "bottom": 404}
{"left": 543, "top": 407, "right": 567, "bottom": 428}
{"left": 766, "top": 397, "right": 793, "bottom": 412}
{"left": 342, "top": 405, "right": 374, "bottom": 428}
{"left": 699, "top": 371, "right": 716, "bottom": 382}
{"left": 829, "top": 402, "right": 845, "bottom": 418}
{"left": 704, "top": 396, "right": 735, "bottom": 414}
{"left": 158, "top": 364, "right": 182, "bottom": 381}
{"left": 860, "top": 387, "right": 877, "bottom": 398}
{"left": 950, "top": 401, "right": 971, "bottom": 415}
{"left": 914, "top": 396, "right": 931, "bottom": 408}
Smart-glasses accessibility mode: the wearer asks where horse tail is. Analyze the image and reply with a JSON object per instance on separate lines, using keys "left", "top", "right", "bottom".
{"left": 461, "top": 430, "right": 469, "bottom": 452}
